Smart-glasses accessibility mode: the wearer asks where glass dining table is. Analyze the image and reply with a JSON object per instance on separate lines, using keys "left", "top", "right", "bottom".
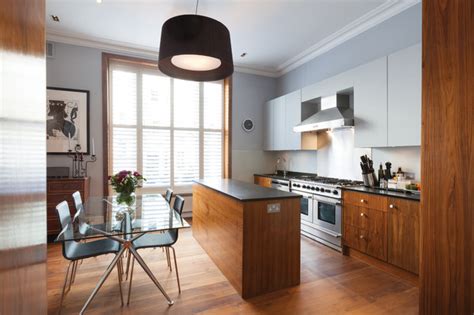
{"left": 55, "top": 194, "right": 190, "bottom": 314}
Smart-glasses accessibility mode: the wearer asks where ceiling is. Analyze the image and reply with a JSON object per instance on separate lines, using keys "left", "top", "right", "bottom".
{"left": 46, "top": 0, "right": 419, "bottom": 77}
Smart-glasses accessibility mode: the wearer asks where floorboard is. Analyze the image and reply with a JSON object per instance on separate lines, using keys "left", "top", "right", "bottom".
{"left": 48, "top": 227, "right": 418, "bottom": 314}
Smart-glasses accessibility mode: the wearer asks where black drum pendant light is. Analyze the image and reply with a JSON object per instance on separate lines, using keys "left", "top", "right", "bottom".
{"left": 158, "top": 0, "right": 233, "bottom": 82}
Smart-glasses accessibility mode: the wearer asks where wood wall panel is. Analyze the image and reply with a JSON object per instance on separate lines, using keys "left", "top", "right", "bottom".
{"left": 192, "top": 183, "right": 300, "bottom": 299}
{"left": 421, "top": 0, "right": 474, "bottom": 313}
{"left": 192, "top": 184, "right": 244, "bottom": 295}
{"left": 0, "top": 0, "right": 47, "bottom": 313}
{"left": 242, "top": 198, "right": 300, "bottom": 298}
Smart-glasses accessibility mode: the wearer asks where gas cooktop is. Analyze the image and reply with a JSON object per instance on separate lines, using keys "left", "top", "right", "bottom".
{"left": 292, "top": 176, "right": 363, "bottom": 187}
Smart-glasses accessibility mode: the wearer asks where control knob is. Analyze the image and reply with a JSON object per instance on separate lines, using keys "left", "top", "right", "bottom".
{"left": 333, "top": 190, "right": 339, "bottom": 195}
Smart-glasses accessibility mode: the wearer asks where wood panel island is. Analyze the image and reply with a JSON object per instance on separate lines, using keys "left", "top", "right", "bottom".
{"left": 192, "top": 179, "right": 301, "bottom": 299}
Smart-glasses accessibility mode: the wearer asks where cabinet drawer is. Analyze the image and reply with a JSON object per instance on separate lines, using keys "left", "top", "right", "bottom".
{"left": 343, "top": 191, "right": 387, "bottom": 211}
{"left": 343, "top": 224, "right": 362, "bottom": 251}
{"left": 344, "top": 203, "right": 386, "bottom": 231}
{"left": 48, "top": 180, "right": 84, "bottom": 193}
{"left": 47, "top": 217, "right": 61, "bottom": 235}
{"left": 387, "top": 197, "right": 419, "bottom": 218}
{"left": 359, "top": 228, "right": 387, "bottom": 261}
{"left": 47, "top": 193, "right": 76, "bottom": 208}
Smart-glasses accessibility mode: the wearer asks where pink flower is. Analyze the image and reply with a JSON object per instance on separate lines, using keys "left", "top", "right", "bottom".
{"left": 133, "top": 171, "right": 141, "bottom": 177}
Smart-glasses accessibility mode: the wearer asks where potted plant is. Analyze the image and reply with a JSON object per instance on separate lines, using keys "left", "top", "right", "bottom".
{"left": 109, "top": 170, "right": 146, "bottom": 208}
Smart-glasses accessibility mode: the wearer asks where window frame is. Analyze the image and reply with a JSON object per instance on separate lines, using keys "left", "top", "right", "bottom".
{"left": 102, "top": 53, "right": 232, "bottom": 196}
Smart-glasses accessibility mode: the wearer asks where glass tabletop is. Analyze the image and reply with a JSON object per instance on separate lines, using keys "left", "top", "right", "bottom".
{"left": 55, "top": 194, "right": 190, "bottom": 242}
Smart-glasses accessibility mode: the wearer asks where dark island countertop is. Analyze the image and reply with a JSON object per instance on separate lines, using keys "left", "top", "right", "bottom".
{"left": 342, "top": 186, "right": 421, "bottom": 201}
{"left": 193, "top": 179, "right": 301, "bottom": 202}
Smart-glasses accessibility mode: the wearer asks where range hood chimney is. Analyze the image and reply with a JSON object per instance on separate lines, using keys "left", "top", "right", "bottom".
{"left": 293, "top": 94, "right": 353, "bottom": 132}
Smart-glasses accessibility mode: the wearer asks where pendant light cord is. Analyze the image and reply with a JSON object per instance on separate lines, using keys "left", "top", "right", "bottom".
{"left": 195, "top": 0, "right": 199, "bottom": 14}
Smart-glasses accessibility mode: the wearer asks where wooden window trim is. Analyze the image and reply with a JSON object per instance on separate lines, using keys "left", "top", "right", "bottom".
{"left": 102, "top": 52, "right": 232, "bottom": 196}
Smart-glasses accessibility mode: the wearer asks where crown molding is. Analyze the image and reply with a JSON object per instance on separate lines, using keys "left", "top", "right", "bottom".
{"left": 46, "top": 29, "right": 279, "bottom": 78}
{"left": 47, "top": 0, "right": 420, "bottom": 79}
{"left": 276, "top": 0, "right": 421, "bottom": 76}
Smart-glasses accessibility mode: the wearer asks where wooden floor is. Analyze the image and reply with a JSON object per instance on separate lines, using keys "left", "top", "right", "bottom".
{"left": 48, "top": 227, "right": 418, "bottom": 314}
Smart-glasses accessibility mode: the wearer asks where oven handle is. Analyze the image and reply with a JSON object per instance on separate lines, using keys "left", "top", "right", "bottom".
{"left": 313, "top": 225, "right": 342, "bottom": 238}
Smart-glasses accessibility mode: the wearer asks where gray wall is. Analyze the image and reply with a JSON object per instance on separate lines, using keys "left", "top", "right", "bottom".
{"left": 272, "top": 3, "right": 422, "bottom": 180}
{"left": 47, "top": 42, "right": 277, "bottom": 195}
{"left": 231, "top": 72, "right": 277, "bottom": 182}
{"left": 47, "top": 43, "right": 104, "bottom": 196}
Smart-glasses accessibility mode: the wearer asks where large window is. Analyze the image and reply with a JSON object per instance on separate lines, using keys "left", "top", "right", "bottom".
{"left": 108, "top": 60, "right": 227, "bottom": 193}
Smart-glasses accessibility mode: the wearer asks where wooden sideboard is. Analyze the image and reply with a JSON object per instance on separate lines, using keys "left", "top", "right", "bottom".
{"left": 47, "top": 177, "right": 90, "bottom": 239}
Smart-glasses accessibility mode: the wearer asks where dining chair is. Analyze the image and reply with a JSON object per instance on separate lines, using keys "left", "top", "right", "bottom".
{"left": 127, "top": 195, "right": 185, "bottom": 304}
{"left": 164, "top": 188, "right": 173, "bottom": 204}
{"left": 56, "top": 201, "right": 124, "bottom": 312}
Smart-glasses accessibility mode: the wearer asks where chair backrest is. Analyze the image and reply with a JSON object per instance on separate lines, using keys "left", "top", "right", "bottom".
{"left": 173, "top": 195, "right": 185, "bottom": 215}
{"left": 165, "top": 188, "right": 173, "bottom": 204}
{"left": 168, "top": 195, "right": 185, "bottom": 243}
{"left": 56, "top": 201, "right": 72, "bottom": 229}
{"left": 56, "top": 201, "right": 76, "bottom": 259}
{"left": 72, "top": 191, "right": 83, "bottom": 221}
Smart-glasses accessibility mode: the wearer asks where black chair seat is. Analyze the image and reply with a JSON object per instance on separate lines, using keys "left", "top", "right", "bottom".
{"left": 132, "top": 231, "right": 176, "bottom": 250}
{"left": 64, "top": 238, "right": 121, "bottom": 261}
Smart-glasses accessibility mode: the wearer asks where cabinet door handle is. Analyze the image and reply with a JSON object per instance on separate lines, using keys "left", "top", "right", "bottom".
{"left": 359, "top": 235, "right": 365, "bottom": 239}
{"left": 360, "top": 213, "right": 366, "bottom": 217}
{"left": 389, "top": 204, "right": 395, "bottom": 209}
{"left": 360, "top": 199, "right": 365, "bottom": 203}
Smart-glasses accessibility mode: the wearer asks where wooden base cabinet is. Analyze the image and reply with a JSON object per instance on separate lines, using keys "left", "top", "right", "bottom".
{"left": 342, "top": 193, "right": 387, "bottom": 261}
{"left": 47, "top": 177, "right": 90, "bottom": 238}
{"left": 343, "top": 191, "right": 419, "bottom": 276}
{"left": 387, "top": 197, "right": 420, "bottom": 274}
{"left": 254, "top": 175, "right": 272, "bottom": 188}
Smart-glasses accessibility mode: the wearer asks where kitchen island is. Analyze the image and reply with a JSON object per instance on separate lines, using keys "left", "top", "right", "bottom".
{"left": 192, "top": 179, "right": 301, "bottom": 299}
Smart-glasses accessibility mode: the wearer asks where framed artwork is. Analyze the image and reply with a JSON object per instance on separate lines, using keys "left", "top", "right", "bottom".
{"left": 47, "top": 87, "right": 90, "bottom": 154}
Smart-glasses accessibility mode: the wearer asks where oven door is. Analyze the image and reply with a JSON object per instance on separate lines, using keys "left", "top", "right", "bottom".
{"left": 313, "top": 195, "right": 342, "bottom": 235}
{"left": 295, "top": 191, "right": 313, "bottom": 222}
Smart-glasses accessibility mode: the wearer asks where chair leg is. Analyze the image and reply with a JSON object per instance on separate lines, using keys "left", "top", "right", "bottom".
{"left": 125, "top": 249, "right": 131, "bottom": 280}
{"left": 170, "top": 246, "right": 181, "bottom": 293}
{"left": 59, "top": 261, "right": 73, "bottom": 314}
{"left": 127, "top": 256, "right": 135, "bottom": 305}
{"left": 68, "top": 261, "right": 76, "bottom": 291}
{"left": 165, "top": 247, "right": 171, "bottom": 271}
{"left": 116, "top": 261, "right": 124, "bottom": 306}
{"left": 72, "top": 260, "right": 79, "bottom": 284}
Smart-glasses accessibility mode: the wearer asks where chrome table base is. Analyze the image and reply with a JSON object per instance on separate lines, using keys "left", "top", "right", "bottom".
{"left": 78, "top": 215, "right": 174, "bottom": 314}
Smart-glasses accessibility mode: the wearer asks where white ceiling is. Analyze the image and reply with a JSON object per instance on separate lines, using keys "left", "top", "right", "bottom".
{"left": 46, "top": 0, "right": 419, "bottom": 77}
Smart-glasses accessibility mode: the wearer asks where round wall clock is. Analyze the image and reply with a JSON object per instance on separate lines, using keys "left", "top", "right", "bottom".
{"left": 241, "top": 119, "right": 254, "bottom": 132}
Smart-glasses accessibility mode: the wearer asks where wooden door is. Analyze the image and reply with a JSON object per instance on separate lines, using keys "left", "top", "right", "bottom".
{"left": 421, "top": 1, "right": 473, "bottom": 313}
{"left": 387, "top": 198, "right": 420, "bottom": 274}
{"left": 0, "top": 0, "right": 47, "bottom": 313}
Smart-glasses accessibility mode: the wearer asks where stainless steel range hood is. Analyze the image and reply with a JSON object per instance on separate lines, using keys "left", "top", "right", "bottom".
{"left": 293, "top": 94, "right": 353, "bottom": 132}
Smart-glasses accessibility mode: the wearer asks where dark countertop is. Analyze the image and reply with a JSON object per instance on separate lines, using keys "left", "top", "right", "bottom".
{"left": 342, "top": 186, "right": 420, "bottom": 201}
{"left": 193, "top": 179, "right": 301, "bottom": 202}
{"left": 254, "top": 171, "right": 317, "bottom": 181}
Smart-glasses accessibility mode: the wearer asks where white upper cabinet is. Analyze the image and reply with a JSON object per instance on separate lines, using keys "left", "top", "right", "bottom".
{"left": 387, "top": 43, "right": 421, "bottom": 146}
{"left": 273, "top": 96, "right": 286, "bottom": 150}
{"left": 263, "top": 99, "right": 274, "bottom": 150}
{"left": 353, "top": 56, "right": 388, "bottom": 148}
{"left": 284, "top": 90, "right": 302, "bottom": 150}
{"left": 263, "top": 91, "right": 303, "bottom": 151}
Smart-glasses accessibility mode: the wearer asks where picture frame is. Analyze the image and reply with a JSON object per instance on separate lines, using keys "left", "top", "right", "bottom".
{"left": 46, "top": 87, "right": 90, "bottom": 154}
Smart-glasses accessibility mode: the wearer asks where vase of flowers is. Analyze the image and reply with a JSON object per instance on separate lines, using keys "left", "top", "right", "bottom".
{"left": 109, "top": 170, "right": 145, "bottom": 208}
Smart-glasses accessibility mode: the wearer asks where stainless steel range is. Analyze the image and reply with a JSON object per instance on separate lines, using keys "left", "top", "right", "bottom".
{"left": 290, "top": 176, "right": 362, "bottom": 251}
